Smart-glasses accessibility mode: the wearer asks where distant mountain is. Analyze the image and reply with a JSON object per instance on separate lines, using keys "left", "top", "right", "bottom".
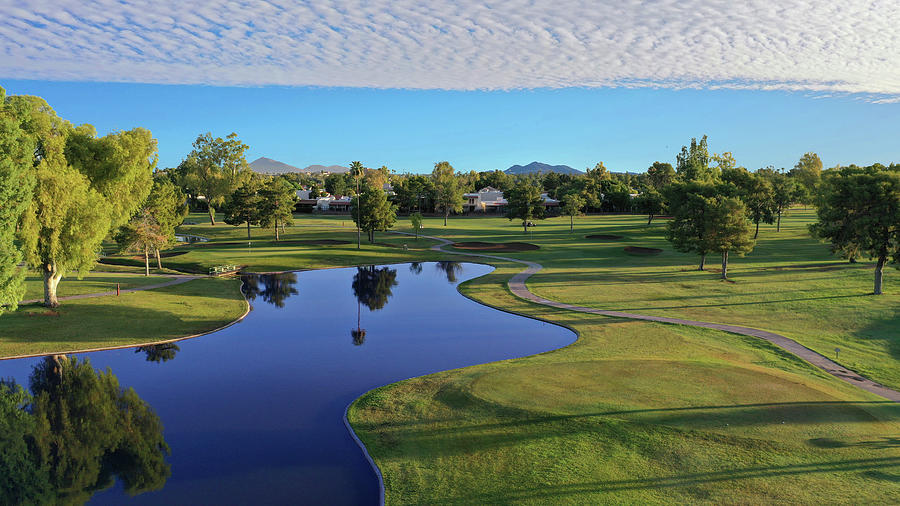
{"left": 301, "top": 164, "right": 350, "bottom": 174}
{"left": 249, "top": 157, "right": 301, "bottom": 174}
{"left": 504, "top": 161, "right": 583, "bottom": 175}
{"left": 249, "top": 157, "right": 350, "bottom": 174}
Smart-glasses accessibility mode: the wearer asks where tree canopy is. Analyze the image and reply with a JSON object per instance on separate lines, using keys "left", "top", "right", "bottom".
{"left": 180, "top": 132, "right": 251, "bottom": 225}
{"left": 811, "top": 165, "right": 900, "bottom": 294}
{"left": 431, "top": 161, "right": 463, "bottom": 226}
{"left": 505, "top": 181, "right": 545, "bottom": 233}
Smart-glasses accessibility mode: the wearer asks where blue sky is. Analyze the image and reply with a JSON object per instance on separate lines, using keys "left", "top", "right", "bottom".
{"left": 3, "top": 1, "right": 899, "bottom": 173}
{"left": 3, "top": 80, "right": 897, "bottom": 174}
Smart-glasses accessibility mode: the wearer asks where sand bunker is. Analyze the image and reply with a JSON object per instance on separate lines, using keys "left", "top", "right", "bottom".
{"left": 624, "top": 246, "right": 663, "bottom": 256}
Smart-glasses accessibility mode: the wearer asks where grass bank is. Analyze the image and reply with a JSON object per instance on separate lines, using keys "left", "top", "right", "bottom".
{"left": 1, "top": 277, "right": 246, "bottom": 358}
{"left": 349, "top": 263, "right": 900, "bottom": 504}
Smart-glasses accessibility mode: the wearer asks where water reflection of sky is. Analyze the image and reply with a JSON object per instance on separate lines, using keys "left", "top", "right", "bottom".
{"left": 0, "top": 262, "right": 576, "bottom": 505}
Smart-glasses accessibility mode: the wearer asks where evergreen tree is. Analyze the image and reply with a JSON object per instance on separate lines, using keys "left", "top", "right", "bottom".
{"left": 560, "top": 192, "right": 585, "bottom": 232}
{"left": 259, "top": 178, "right": 297, "bottom": 241}
{"left": 222, "top": 180, "right": 262, "bottom": 240}
{"left": 811, "top": 165, "right": 900, "bottom": 294}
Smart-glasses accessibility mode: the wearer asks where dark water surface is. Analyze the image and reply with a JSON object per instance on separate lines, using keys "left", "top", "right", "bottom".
{"left": 0, "top": 262, "right": 575, "bottom": 504}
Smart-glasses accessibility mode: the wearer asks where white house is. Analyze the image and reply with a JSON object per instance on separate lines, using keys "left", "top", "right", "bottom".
{"left": 463, "top": 186, "right": 559, "bottom": 213}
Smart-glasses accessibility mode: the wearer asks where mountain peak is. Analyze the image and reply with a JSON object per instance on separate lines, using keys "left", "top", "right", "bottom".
{"left": 504, "top": 161, "right": 583, "bottom": 175}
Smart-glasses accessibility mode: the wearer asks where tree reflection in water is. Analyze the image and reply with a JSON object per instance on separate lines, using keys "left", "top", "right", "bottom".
{"left": 136, "top": 342, "right": 180, "bottom": 363}
{"left": 350, "top": 266, "right": 399, "bottom": 346}
{"left": 0, "top": 355, "right": 170, "bottom": 504}
{"left": 241, "top": 272, "right": 299, "bottom": 308}
{"left": 435, "top": 261, "right": 463, "bottom": 283}
{"left": 408, "top": 262, "right": 423, "bottom": 275}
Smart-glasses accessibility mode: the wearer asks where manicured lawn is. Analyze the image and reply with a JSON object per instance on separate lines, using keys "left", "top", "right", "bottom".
{"left": 349, "top": 263, "right": 900, "bottom": 504}
{"left": 22, "top": 272, "right": 177, "bottom": 301}
{"left": 0, "top": 278, "right": 246, "bottom": 358}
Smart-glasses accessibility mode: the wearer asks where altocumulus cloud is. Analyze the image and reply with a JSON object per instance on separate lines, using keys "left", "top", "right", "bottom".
{"left": 2, "top": 0, "right": 899, "bottom": 100}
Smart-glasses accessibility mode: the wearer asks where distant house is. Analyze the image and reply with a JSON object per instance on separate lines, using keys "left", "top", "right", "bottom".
{"left": 463, "top": 187, "right": 507, "bottom": 213}
{"left": 462, "top": 186, "right": 559, "bottom": 213}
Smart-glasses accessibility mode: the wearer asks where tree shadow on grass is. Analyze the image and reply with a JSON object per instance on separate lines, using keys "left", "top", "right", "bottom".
{"left": 442, "top": 457, "right": 900, "bottom": 503}
{"left": 358, "top": 401, "right": 899, "bottom": 458}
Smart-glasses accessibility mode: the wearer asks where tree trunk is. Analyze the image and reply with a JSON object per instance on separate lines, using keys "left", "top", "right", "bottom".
{"left": 144, "top": 247, "right": 150, "bottom": 276}
{"left": 570, "top": 215, "right": 574, "bottom": 233}
{"left": 523, "top": 221, "right": 528, "bottom": 234}
{"left": 776, "top": 211, "right": 782, "bottom": 232}
{"left": 274, "top": 218, "right": 280, "bottom": 241}
{"left": 43, "top": 263, "right": 62, "bottom": 308}
{"left": 874, "top": 254, "right": 886, "bottom": 295}
{"left": 754, "top": 220, "right": 760, "bottom": 239}
{"left": 647, "top": 214, "right": 653, "bottom": 226}
{"left": 721, "top": 250, "right": 729, "bottom": 280}
{"left": 246, "top": 221, "right": 252, "bottom": 241}
{"left": 208, "top": 206, "right": 216, "bottom": 226}
{"left": 698, "top": 253, "right": 706, "bottom": 271}
{"left": 368, "top": 229, "right": 374, "bottom": 243}
{"left": 443, "top": 209, "right": 448, "bottom": 226}
{"left": 155, "top": 248, "right": 162, "bottom": 269}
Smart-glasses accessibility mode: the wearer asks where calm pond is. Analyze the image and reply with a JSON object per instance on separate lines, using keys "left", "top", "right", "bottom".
{"left": 0, "top": 262, "right": 575, "bottom": 504}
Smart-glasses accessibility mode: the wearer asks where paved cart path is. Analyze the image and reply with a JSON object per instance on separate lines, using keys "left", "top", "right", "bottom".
{"left": 394, "top": 231, "right": 900, "bottom": 402}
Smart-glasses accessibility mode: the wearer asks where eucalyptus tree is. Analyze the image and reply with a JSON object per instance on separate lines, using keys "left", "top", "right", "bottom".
{"left": 790, "top": 152, "right": 823, "bottom": 205}
{"left": 431, "top": 161, "right": 463, "bottom": 226}
{"left": 676, "top": 135, "right": 718, "bottom": 182}
{"left": 180, "top": 132, "right": 251, "bottom": 225}
{"left": 144, "top": 178, "right": 188, "bottom": 268}
{"left": 115, "top": 209, "right": 168, "bottom": 276}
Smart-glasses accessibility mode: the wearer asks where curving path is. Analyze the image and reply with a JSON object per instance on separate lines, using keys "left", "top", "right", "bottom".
{"left": 396, "top": 231, "right": 900, "bottom": 402}
{"left": 20, "top": 274, "right": 202, "bottom": 305}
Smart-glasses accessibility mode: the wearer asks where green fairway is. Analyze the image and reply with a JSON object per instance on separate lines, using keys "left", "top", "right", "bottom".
{"left": 0, "top": 277, "right": 246, "bottom": 358}
{"left": 349, "top": 263, "right": 900, "bottom": 504}
{"left": 22, "top": 272, "right": 177, "bottom": 301}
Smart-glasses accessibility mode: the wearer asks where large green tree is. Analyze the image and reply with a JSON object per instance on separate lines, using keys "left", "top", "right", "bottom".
{"left": 351, "top": 181, "right": 397, "bottom": 243}
{"left": 664, "top": 182, "right": 718, "bottom": 270}
{"left": 222, "top": 180, "right": 262, "bottom": 240}
{"left": 11, "top": 94, "right": 156, "bottom": 307}
{"left": 431, "top": 161, "right": 463, "bottom": 226}
{"left": 743, "top": 173, "right": 776, "bottom": 239}
{"left": 258, "top": 177, "right": 297, "bottom": 241}
{"left": 759, "top": 168, "right": 798, "bottom": 232}
{"left": 704, "top": 196, "right": 756, "bottom": 280}
{"left": 144, "top": 178, "right": 188, "bottom": 268}
{"left": 180, "top": 132, "right": 251, "bottom": 225}
{"left": 790, "top": 152, "right": 823, "bottom": 205}
{"left": 811, "top": 166, "right": 900, "bottom": 294}
{"left": 635, "top": 188, "right": 665, "bottom": 225}
{"left": 505, "top": 181, "right": 545, "bottom": 233}
{"left": 645, "top": 161, "right": 676, "bottom": 190}
{"left": 0, "top": 87, "right": 36, "bottom": 313}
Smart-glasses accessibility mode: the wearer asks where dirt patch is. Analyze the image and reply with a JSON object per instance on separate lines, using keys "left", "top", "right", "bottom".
{"left": 585, "top": 234, "right": 623, "bottom": 240}
{"left": 452, "top": 241, "right": 540, "bottom": 252}
{"left": 624, "top": 246, "right": 663, "bottom": 256}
